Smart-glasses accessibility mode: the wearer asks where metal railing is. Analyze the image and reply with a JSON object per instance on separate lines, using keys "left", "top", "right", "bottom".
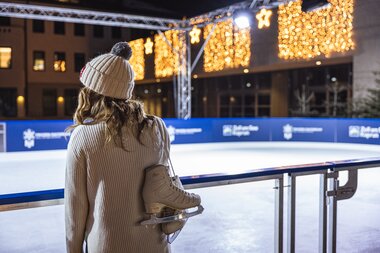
{"left": 1, "top": 157, "right": 380, "bottom": 253}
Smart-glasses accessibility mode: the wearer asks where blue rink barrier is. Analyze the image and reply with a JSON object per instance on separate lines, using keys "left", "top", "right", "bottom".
{"left": 0, "top": 118, "right": 379, "bottom": 152}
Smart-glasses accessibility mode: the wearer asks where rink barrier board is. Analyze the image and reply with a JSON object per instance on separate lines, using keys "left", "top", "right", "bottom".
{"left": 0, "top": 118, "right": 379, "bottom": 152}
{"left": 1, "top": 157, "right": 379, "bottom": 206}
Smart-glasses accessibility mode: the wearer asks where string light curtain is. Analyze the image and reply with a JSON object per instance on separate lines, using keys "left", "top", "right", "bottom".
{"left": 278, "top": 0, "right": 354, "bottom": 60}
{"left": 128, "top": 38, "right": 145, "bottom": 80}
{"left": 203, "top": 19, "right": 251, "bottom": 72}
{"left": 154, "top": 30, "right": 185, "bottom": 78}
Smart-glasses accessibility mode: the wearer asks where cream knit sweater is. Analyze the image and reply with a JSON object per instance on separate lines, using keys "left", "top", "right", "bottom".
{"left": 65, "top": 117, "right": 171, "bottom": 253}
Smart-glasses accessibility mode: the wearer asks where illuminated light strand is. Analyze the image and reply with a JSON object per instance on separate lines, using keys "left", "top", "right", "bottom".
{"left": 144, "top": 37, "right": 153, "bottom": 55}
{"left": 278, "top": 0, "right": 355, "bottom": 60}
{"left": 203, "top": 19, "right": 251, "bottom": 73}
{"left": 129, "top": 38, "right": 145, "bottom": 81}
{"left": 189, "top": 26, "right": 201, "bottom": 44}
{"left": 154, "top": 30, "right": 186, "bottom": 78}
{"left": 256, "top": 8, "right": 272, "bottom": 29}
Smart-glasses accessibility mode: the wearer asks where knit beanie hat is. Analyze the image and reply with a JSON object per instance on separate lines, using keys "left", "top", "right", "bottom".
{"left": 79, "top": 42, "right": 135, "bottom": 100}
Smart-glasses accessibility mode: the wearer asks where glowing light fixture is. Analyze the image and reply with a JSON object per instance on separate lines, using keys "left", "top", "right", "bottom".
{"left": 17, "top": 96, "right": 25, "bottom": 103}
{"left": 57, "top": 96, "right": 64, "bottom": 103}
{"left": 256, "top": 8, "right": 272, "bottom": 29}
{"left": 144, "top": 38, "right": 153, "bottom": 55}
{"left": 316, "top": 61, "right": 322, "bottom": 65}
{"left": 243, "top": 68, "right": 249, "bottom": 73}
{"left": 233, "top": 10, "right": 252, "bottom": 29}
{"left": 189, "top": 26, "right": 201, "bottom": 44}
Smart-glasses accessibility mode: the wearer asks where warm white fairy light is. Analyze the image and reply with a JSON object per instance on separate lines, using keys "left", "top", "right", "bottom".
{"left": 256, "top": 9, "right": 272, "bottom": 29}
{"left": 128, "top": 38, "right": 145, "bottom": 80}
{"left": 154, "top": 30, "right": 185, "bottom": 78}
{"left": 144, "top": 37, "right": 153, "bottom": 55}
{"left": 203, "top": 19, "right": 251, "bottom": 73}
{"left": 278, "top": 0, "right": 355, "bottom": 60}
{"left": 189, "top": 26, "right": 201, "bottom": 44}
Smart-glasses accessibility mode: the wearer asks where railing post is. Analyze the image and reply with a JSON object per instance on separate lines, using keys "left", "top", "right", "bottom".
{"left": 319, "top": 172, "right": 328, "bottom": 253}
{"left": 274, "top": 176, "right": 284, "bottom": 253}
{"left": 326, "top": 168, "right": 358, "bottom": 253}
{"left": 327, "top": 171, "right": 338, "bottom": 253}
{"left": 287, "top": 174, "right": 296, "bottom": 253}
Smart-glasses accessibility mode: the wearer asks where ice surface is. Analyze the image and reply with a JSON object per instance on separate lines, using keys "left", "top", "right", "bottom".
{"left": 1, "top": 142, "right": 380, "bottom": 253}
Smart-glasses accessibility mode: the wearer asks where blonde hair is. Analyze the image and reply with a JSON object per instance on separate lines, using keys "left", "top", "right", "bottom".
{"left": 69, "top": 87, "right": 154, "bottom": 148}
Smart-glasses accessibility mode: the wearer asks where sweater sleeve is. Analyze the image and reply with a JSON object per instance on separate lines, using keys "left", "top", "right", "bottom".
{"left": 65, "top": 127, "right": 89, "bottom": 253}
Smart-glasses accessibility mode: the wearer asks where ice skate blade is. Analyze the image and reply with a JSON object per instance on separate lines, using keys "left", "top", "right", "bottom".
{"left": 167, "top": 228, "right": 183, "bottom": 244}
{"left": 140, "top": 205, "right": 204, "bottom": 226}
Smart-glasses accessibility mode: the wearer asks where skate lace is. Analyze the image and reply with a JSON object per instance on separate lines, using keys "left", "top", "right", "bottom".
{"left": 166, "top": 173, "right": 191, "bottom": 196}
{"left": 171, "top": 183, "right": 191, "bottom": 196}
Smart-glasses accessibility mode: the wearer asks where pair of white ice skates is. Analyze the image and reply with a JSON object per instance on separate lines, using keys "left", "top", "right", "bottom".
{"left": 141, "top": 164, "right": 203, "bottom": 242}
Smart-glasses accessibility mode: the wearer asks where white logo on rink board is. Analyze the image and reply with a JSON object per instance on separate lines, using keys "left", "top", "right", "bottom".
{"left": 283, "top": 124, "right": 323, "bottom": 140}
{"left": 283, "top": 124, "right": 293, "bottom": 140}
{"left": 167, "top": 125, "right": 203, "bottom": 142}
{"left": 23, "top": 128, "right": 36, "bottom": 149}
{"left": 22, "top": 128, "right": 71, "bottom": 149}
{"left": 222, "top": 125, "right": 259, "bottom": 137}
{"left": 349, "top": 126, "right": 380, "bottom": 139}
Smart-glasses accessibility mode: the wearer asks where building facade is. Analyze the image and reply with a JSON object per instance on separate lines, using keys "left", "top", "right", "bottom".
{"left": 0, "top": 0, "right": 379, "bottom": 119}
{"left": 0, "top": 13, "right": 130, "bottom": 118}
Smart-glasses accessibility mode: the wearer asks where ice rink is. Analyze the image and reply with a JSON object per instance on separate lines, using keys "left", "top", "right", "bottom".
{"left": 1, "top": 142, "right": 380, "bottom": 252}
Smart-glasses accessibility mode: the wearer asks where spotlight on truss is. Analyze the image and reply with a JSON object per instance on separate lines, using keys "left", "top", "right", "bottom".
{"left": 233, "top": 9, "right": 252, "bottom": 29}
{"left": 301, "top": 0, "right": 331, "bottom": 12}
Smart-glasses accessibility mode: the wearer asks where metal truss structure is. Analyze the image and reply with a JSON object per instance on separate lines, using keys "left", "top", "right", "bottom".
{"left": 0, "top": 2, "right": 181, "bottom": 30}
{"left": 185, "top": 0, "right": 286, "bottom": 28}
{"left": 0, "top": 0, "right": 286, "bottom": 118}
{"left": 175, "top": 32, "right": 192, "bottom": 119}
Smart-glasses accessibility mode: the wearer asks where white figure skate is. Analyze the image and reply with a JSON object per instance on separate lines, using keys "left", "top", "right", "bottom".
{"left": 141, "top": 164, "right": 203, "bottom": 242}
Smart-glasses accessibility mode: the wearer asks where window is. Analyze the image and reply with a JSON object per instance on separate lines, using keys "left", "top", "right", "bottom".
{"left": 74, "top": 23, "right": 85, "bottom": 36}
{"left": 64, "top": 89, "right": 79, "bottom": 116}
{"left": 0, "top": 88, "right": 17, "bottom": 117}
{"left": 111, "top": 27, "right": 121, "bottom": 39}
{"left": 0, "top": 47, "right": 11, "bottom": 69}
{"left": 54, "top": 52, "right": 66, "bottom": 72}
{"left": 0, "top": 17, "right": 10, "bottom": 26}
{"left": 93, "top": 25, "right": 104, "bottom": 38}
{"left": 74, "top": 53, "right": 85, "bottom": 72}
{"left": 33, "top": 51, "right": 45, "bottom": 71}
{"left": 33, "top": 20, "right": 44, "bottom": 33}
{"left": 54, "top": 22, "right": 65, "bottom": 35}
{"left": 42, "top": 89, "right": 57, "bottom": 116}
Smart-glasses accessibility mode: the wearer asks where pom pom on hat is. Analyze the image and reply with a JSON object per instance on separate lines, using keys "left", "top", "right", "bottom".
{"left": 110, "top": 42, "right": 132, "bottom": 60}
{"left": 79, "top": 42, "right": 135, "bottom": 100}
